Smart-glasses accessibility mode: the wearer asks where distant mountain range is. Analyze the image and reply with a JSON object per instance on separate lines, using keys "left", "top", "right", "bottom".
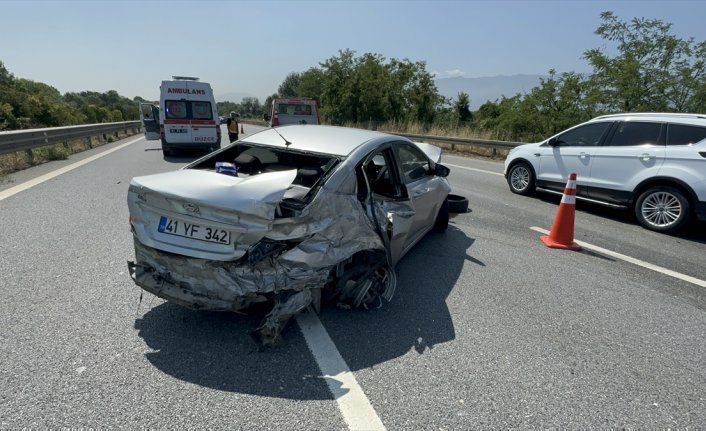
{"left": 435, "top": 74, "right": 546, "bottom": 110}
{"left": 217, "top": 74, "right": 546, "bottom": 109}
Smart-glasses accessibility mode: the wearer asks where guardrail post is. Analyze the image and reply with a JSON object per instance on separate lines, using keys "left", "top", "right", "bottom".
{"left": 25, "top": 149, "right": 33, "bottom": 162}
{"left": 492, "top": 148, "right": 497, "bottom": 157}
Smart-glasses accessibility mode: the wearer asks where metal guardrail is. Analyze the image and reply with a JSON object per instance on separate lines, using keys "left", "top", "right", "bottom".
{"left": 0, "top": 121, "right": 141, "bottom": 156}
{"left": 0, "top": 121, "right": 527, "bottom": 157}
{"left": 394, "top": 132, "right": 525, "bottom": 151}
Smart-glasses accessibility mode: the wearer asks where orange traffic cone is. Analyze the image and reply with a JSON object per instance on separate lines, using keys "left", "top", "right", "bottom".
{"left": 540, "top": 172, "right": 581, "bottom": 251}
{"left": 240, "top": 124, "right": 244, "bottom": 134}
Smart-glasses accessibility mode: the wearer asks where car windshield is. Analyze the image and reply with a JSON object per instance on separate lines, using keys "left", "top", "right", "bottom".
{"left": 277, "top": 103, "right": 313, "bottom": 116}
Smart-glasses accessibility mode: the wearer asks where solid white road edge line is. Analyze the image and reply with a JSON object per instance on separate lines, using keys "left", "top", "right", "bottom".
{"left": 0, "top": 137, "right": 143, "bottom": 202}
{"left": 530, "top": 226, "right": 706, "bottom": 288}
{"left": 295, "top": 311, "right": 386, "bottom": 431}
{"left": 443, "top": 163, "right": 504, "bottom": 177}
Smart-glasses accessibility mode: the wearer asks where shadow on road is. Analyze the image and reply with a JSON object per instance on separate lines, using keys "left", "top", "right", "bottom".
{"left": 536, "top": 193, "right": 706, "bottom": 244}
{"left": 134, "top": 225, "right": 473, "bottom": 399}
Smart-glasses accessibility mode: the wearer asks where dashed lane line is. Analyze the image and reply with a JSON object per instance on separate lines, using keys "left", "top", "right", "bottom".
{"left": 0, "top": 137, "right": 143, "bottom": 202}
{"left": 296, "top": 311, "right": 386, "bottom": 431}
{"left": 530, "top": 226, "right": 706, "bottom": 289}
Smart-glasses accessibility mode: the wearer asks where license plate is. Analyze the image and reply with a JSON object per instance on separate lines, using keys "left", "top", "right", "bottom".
{"left": 158, "top": 216, "right": 231, "bottom": 245}
{"left": 170, "top": 129, "right": 187, "bottom": 133}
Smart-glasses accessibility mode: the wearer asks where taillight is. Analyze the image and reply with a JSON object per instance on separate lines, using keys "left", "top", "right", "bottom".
{"left": 159, "top": 124, "right": 165, "bottom": 139}
{"left": 129, "top": 215, "right": 135, "bottom": 225}
{"left": 272, "top": 114, "right": 279, "bottom": 126}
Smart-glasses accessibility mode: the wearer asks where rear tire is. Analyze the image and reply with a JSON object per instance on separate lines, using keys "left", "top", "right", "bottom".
{"left": 634, "top": 186, "right": 691, "bottom": 233}
{"left": 434, "top": 198, "right": 449, "bottom": 231}
{"left": 162, "top": 148, "right": 171, "bottom": 157}
{"left": 447, "top": 194, "right": 469, "bottom": 213}
{"left": 507, "top": 162, "right": 535, "bottom": 195}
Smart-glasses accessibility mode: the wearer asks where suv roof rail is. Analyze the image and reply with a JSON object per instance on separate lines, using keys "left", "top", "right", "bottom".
{"left": 594, "top": 112, "right": 706, "bottom": 120}
{"left": 171, "top": 76, "right": 200, "bottom": 81}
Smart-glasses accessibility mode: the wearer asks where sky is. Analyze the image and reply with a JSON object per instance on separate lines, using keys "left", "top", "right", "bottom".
{"left": 2, "top": 0, "right": 706, "bottom": 102}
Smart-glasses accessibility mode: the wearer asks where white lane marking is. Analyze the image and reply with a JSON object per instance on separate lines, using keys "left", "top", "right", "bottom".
{"left": 0, "top": 137, "right": 143, "bottom": 202}
{"left": 530, "top": 226, "right": 706, "bottom": 288}
{"left": 295, "top": 311, "right": 385, "bottom": 431}
{"left": 444, "top": 163, "right": 504, "bottom": 177}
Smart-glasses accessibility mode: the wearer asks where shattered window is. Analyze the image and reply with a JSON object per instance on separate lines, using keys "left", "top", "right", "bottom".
{"left": 362, "top": 150, "right": 400, "bottom": 198}
{"left": 397, "top": 145, "right": 430, "bottom": 183}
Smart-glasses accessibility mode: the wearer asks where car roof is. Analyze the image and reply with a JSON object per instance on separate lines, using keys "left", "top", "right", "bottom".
{"left": 590, "top": 112, "right": 706, "bottom": 126}
{"left": 241, "top": 125, "right": 397, "bottom": 157}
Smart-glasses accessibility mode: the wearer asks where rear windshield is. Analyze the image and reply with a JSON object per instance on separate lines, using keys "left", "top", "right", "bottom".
{"left": 277, "top": 103, "right": 314, "bottom": 116}
{"left": 165, "top": 100, "right": 213, "bottom": 120}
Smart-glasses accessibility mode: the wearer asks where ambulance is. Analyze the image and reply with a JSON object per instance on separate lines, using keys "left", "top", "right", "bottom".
{"left": 264, "top": 97, "right": 320, "bottom": 127}
{"left": 140, "top": 76, "right": 221, "bottom": 156}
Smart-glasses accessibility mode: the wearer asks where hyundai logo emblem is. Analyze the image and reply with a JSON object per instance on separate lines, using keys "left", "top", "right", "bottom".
{"left": 182, "top": 203, "right": 200, "bottom": 213}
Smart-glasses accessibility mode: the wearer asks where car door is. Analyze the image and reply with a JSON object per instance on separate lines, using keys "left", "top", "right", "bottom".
{"left": 139, "top": 103, "right": 160, "bottom": 140}
{"left": 393, "top": 143, "right": 440, "bottom": 250}
{"left": 587, "top": 121, "right": 666, "bottom": 205}
{"left": 359, "top": 146, "right": 414, "bottom": 266}
{"left": 536, "top": 121, "right": 613, "bottom": 194}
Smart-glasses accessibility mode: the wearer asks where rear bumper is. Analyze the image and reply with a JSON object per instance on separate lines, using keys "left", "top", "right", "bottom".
{"left": 127, "top": 239, "right": 330, "bottom": 311}
{"left": 163, "top": 141, "right": 217, "bottom": 150}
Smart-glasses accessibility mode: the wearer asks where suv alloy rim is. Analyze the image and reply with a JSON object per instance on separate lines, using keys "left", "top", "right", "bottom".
{"left": 510, "top": 166, "right": 530, "bottom": 191}
{"left": 641, "top": 191, "right": 682, "bottom": 227}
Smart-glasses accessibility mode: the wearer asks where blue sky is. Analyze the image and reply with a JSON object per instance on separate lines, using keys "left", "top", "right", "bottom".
{"left": 2, "top": 0, "right": 706, "bottom": 102}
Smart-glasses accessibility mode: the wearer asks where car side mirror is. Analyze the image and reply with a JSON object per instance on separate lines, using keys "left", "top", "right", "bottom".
{"left": 263, "top": 114, "right": 271, "bottom": 122}
{"left": 435, "top": 163, "right": 450, "bottom": 177}
{"left": 548, "top": 137, "right": 558, "bottom": 147}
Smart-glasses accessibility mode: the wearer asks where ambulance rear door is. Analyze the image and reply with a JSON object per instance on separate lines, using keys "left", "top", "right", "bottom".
{"left": 189, "top": 98, "right": 218, "bottom": 147}
{"left": 163, "top": 99, "right": 192, "bottom": 145}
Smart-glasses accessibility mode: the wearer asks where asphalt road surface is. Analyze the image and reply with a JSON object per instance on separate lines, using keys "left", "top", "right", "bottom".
{"left": 1, "top": 127, "right": 705, "bottom": 429}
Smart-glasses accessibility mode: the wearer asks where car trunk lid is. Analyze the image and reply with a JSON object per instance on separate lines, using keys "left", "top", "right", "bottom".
{"left": 128, "top": 169, "right": 297, "bottom": 261}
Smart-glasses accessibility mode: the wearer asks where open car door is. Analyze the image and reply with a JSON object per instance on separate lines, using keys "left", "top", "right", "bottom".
{"left": 139, "top": 102, "right": 160, "bottom": 141}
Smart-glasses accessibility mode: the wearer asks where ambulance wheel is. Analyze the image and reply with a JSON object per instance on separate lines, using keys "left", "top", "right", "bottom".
{"left": 162, "top": 147, "right": 172, "bottom": 157}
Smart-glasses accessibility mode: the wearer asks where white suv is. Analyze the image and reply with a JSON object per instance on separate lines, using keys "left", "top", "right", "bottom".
{"left": 504, "top": 113, "right": 706, "bottom": 233}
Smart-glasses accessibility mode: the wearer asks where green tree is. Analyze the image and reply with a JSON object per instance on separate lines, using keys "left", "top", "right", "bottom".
{"left": 455, "top": 92, "right": 472, "bottom": 123}
{"left": 583, "top": 11, "right": 706, "bottom": 112}
{"left": 297, "top": 68, "right": 326, "bottom": 101}
{"left": 278, "top": 72, "right": 301, "bottom": 97}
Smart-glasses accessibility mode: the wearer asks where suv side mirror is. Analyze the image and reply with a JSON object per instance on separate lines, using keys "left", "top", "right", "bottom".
{"left": 435, "top": 163, "right": 450, "bottom": 177}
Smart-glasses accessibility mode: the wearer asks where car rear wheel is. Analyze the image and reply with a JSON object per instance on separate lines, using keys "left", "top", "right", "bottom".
{"left": 507, "top": 162, "right": 535, "bottom": 195}
{"left": 634, "top": 186, "right": 691, "bottom": 233}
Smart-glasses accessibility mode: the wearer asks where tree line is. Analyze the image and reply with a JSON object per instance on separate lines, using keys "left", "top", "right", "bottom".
{"left": 2, "top": 12, "right": 705, "bottom": 142}
{"left": 0, "top": 62, "right": 142, "bottom": 130}
{"left": 271, "top": 12, "right": 706, "bottom": 141}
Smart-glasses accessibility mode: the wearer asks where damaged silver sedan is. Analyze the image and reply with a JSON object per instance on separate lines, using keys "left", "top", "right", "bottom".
{"left": 127, "top": 125, "right": 452, "bottom": 345}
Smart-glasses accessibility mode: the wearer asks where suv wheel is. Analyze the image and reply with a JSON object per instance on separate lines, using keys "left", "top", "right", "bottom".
{"left": 634, "top": 186, "right": 691, "bottom": 233}
{"left": 507, "top": 162, "right": 535, "bottom": 195}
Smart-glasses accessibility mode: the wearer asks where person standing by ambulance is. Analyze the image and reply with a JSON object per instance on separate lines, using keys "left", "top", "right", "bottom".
{"left": 227, "top": 112, "right": 240, "bottom": 143}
